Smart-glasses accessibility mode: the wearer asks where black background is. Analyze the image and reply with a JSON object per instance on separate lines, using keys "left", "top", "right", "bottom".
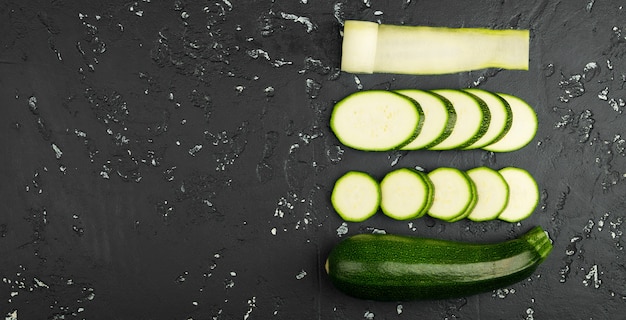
{"left": 1, "top": 0, "right": 625, "bottom": 319}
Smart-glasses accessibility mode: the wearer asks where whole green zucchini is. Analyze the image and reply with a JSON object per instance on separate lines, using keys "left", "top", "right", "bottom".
{"left": 325, "top": 226, "right": 552, "bottom": 301}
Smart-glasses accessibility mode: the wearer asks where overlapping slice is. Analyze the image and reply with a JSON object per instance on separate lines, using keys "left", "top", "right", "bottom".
{"left": 482, "top": 93, "right": 537, "bottom": 152}
{"left": 497, "top": 167, "right": 539, "bottom": 222}
{"left": 427, "top": 167, "right": 477, "bottom": 222}
{"left": 330, "top": 89, "right": 536, "bottom": 152}
{"left": 466, "top": 167, "right": 509, "bottom": 221}
{"left": 427, "top": 89, "right": 490, "bottom": 150}
{"left": 461, "top": 89, "right": 512, "bottom": 149}
{"left": 380, "top": 168, "right": 433, "bottom": 220}
{"left": 396, "top": 90, "right": 455, "bottom": 150}
{"left": 330, "top": 90, "right": 423, "bottom": 151}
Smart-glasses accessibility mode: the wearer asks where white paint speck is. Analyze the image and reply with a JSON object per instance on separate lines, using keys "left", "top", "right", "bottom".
{"left": 336, "top": 222, "right": 348, "bottom": 237}
{"left": 583, "top": 264, "right": 602, "bottom": 288}
{"left": 5, "top": 310, "right": 17, "bottom": 320}
{"left": 295, "top": 269, "right": 307, "bottom": 280}
{"left": 243, "top": 297, "right": 256, "bottom": 320}
{"left": 33, "top": 277, "right": 49, "bottom": 288}
{"left": 280, "top": 12, "right": 315, "bottom": 33}
{"left": 52, "top": 143, "right": 63, "bottom": 159}
{"left": 188, "top": 144, "right": 203, "bottom": 156}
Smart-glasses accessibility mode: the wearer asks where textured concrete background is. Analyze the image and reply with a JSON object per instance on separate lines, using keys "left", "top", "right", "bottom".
{"left": 1, "top": 0, "right": 625, "bottom": 319}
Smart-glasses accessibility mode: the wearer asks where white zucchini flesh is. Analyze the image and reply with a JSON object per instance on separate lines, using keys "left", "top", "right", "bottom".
{"left": 427, "top": 89, "right": 490, "bottom": 150}
{"left": 482, "top": 93, "right": 537, "bottom": 152}
{"left": 341, "top": 20, "right": 530, "bottom": 75}
{"left": 380, "top": 168, "right": 433, "bottom": 220}
{"left": 461, "top": 89, "right": 512, "bottom": 150}
{"left": 395, "top": 90, "right": 456, "bottom": 150}
{"left": 331, "top": 171, "right": 381, "bottom": 222}
{"left": 466, "top": 167, "right": 510, "bottom": 222}
{"left": 427, "top": 167, "right": 477, "bottom": 221}
{"left": 340, "top": 20, "right": 379, "bottom": 73}
{"left": 330, "top": 90, "right": 423, "bottom": 151}
{"left": 497, "top": 167, "right": 539, "bottom": 222}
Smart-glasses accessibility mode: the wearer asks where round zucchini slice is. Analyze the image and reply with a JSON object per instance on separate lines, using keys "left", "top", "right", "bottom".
{"left": 380, "top": 168, "right": 433, "bottom": 220}
{"left": 330, "top": 90, "right": 423, "bottom": 151}
{"left": 497, "top": 167, "right": 539, "bottom": 222}
{"left": 395, "top": 89, "right": 456, "bottom": 150}
{"left": 331, "top": 171, "right": 381, "bottom": 222}
{"left": 482, "top": 93, "right": 537, "bottom": 152}
{"left": 462, "top": 88, "right": 512, "bottom": 149}
{"left": 427, "top": 89, "right": 490, "bottom": 150}
{"left": 427, "top": 167, "right": 477, "bottom": 221}
{"left": 466, "top": 167, "right": 510, "bottom": 221}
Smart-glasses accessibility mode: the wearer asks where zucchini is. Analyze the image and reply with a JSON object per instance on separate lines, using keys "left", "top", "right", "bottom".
{"left": 395, "top": 90, "right": 456, "bottom": 150}
{"left": 461, "top": 89, "right": 513, "bottom": 149}
{"left": 426, "top": 167, "right": 477, "bottom": 221}
{"left": 482, "top": 93, "right": 537, "bottom": 152}
{"left": 341, "top": 20, "right": 530, "bottom": 75}
{"left": 331, "top": 171, "right": 381, "bottom": 222}
{"left": 380, "top": 168, "right": 433, "bottom": 220}
{"left": 325, "top": 226, "right": 553, "bottom": 301}
{"left": 466, "top": 167, "right": 509, "bottom": 221}
{"left": 427, "top": 89, "right": 490, "bottom": 150}
{"left": 330, "top": 90, "right": 423, "bottom": 151}
{"left": 497, "top": 167, "right": 539, "bottom": 222}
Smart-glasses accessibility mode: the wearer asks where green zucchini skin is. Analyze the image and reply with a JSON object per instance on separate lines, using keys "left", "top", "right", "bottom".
{"left": 325, "top": 226, "right": 552, "bottom": 301}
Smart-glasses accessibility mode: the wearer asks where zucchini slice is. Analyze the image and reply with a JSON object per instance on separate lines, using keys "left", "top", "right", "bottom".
{"left": 331, "top": 171, "right": 381, "bottom": 222}
{"left": 380, "top": 168, "right": 433, "bottom": 220}
{"left": 395, "top": 90, "right": 456, "bottom": 150}
{"left": 461, "top": 89, "right": 513, "bottom": 149}
{"left": 340, "top": 20, "right": 379, "bottom": 74}
{"left": 325, "top": 226, "right": 553, "bottom": 301}
{"left": 427, "top": 89, "right": 490, "bottom": 150}
{"left": 427, "top": 167, "right": 477, "bottom": 221}
{"left": 341, "top": 20, "right": 530, "bottom": 75}
{"left": 497, "top": 167, "right": 539, "bottom": 222}
{"left": 330, "top": 90, "right": 423, "bottom": 151}
{"left": 466, "top": 167, "right": 510, "bottom": 221}
{"left": 482, "top": 93, "right": 537, "bottom": 152}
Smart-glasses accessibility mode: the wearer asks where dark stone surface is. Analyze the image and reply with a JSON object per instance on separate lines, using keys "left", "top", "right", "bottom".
{"left": 1, "top": 0, "right": 625, "bottom": 319}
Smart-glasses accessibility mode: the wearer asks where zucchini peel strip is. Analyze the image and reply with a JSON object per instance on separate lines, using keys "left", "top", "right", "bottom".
{"left": 341, "top": 20, "right": 530, "bottom": 75}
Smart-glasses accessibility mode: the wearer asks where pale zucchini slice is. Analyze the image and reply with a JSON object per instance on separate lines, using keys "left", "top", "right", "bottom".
{"left": 331, "top": 171, "right": 381, "bottom": 222}
{"left": 340, "top": 20, "right": 379, "bottom": 73}
{"left": 497, "top": 167, "right": 539, "bottom": 222}
{"left": 380, "top": 168, "right": 433, "bottom": 220}
{"left": 427, "top": 89, "right": 490, "bottom": 150}
{"left": 341, "top": 20, "right": 529, "bottom": 75}
{"left": 462, "top": 89, "right": 513, "bottom": 149}
{"left": 466, "top": 167, "right": 510, "bottom": 221}
{"left": 395, "top": 90, "right": 456, "bottom": 150}
{"left": 330, "top": 90, "right": 423, "bottom": 151}
{"left": 482, "top": 93, "right": 537, "bottom": 152}
{"left": 427, "top": 167, "right": 477, "bottom": 222}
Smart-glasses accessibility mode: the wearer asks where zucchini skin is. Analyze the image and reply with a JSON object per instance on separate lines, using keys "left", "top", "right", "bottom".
{"left": 326, "top": 226, "right": 552, "bottom": 301}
